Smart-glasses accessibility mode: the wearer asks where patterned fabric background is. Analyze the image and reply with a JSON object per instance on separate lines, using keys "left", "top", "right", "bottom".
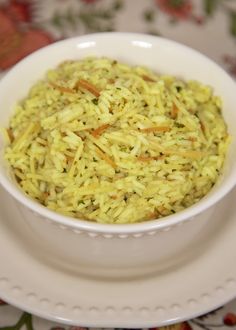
{"left": 0, "top": 0, "right": 236, "bottom": 329}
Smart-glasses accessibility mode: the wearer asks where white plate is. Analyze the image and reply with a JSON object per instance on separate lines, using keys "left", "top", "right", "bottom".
{"left": 0, "top": 185, "right": 236, "bottom": 328}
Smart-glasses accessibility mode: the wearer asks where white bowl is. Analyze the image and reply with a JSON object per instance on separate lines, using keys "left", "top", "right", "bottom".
{"left": 0, "top": 32, "right": 236, "bottom": 278}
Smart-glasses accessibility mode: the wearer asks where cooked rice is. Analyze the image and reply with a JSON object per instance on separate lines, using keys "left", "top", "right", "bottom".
{"left": 4, "top": 57, "right": 229, "bottom": 223}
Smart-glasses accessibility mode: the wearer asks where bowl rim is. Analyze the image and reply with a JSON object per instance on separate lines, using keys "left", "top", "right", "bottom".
{"left": 1, "top": 31, "right": 236, "bottom": 234}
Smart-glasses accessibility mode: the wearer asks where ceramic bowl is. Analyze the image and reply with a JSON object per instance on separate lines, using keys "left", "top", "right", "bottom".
{"left": 0, "top": 33, "right": 236, "bottom": 278}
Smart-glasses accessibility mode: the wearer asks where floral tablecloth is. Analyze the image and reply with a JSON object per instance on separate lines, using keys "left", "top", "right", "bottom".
{"left": 1, "top": 0, "right": 236, "bottom": 329}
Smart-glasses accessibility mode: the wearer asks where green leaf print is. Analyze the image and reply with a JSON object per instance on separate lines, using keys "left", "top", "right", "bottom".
{"left": 203, "top": 0, "right": 219, "bottom": 16}
{"left": 230, "top": 11, "right": 236, "bottom": 37}
{"left": 0, "top": 312, "right": 34, "bottom": 330}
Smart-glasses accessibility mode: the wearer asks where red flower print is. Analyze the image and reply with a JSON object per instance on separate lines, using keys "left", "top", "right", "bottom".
{"left": 4, "top": 0, "right": 33, "bottom": 23}
{"left": 179, "top": 321, "right": 193, "bottom": 330}
{"left": 0, "top": 26, "right": 53, "bottom": 69}
{"left": 0, "top": 2, "right": 53, "bottom": 70}
{"left": 156, "top": 0, "right": 193, "bottom": 20}
{"left": 223, "top": 312, "right": 236, "bottom": 326}
{"left": 0, "top": 299, "right": 7, "bottom": 305}
{"left": 192, "top": 15, "right": 205, "bottom": 25}
{"left": 150, "top": 322, "right": 192, "bottom": 330}
{"left": 80, "top": 0, "right": 100, "bottom": 3}
{"left": 69, "top": 327, "right": 89, "bottom": 330}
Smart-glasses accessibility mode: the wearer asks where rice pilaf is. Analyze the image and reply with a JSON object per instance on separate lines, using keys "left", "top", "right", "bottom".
{"left": 4, "top": 57, "right": 229, "bottom": 223}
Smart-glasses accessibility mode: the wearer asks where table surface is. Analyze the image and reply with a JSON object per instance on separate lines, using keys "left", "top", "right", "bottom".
{"left": 1, "top": 0, "right": 236, "bottom": 329}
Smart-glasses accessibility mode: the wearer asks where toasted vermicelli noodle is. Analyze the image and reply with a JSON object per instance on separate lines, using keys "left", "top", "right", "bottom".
{"left": 4, "top": 57, "right": 229, "bottom": 223}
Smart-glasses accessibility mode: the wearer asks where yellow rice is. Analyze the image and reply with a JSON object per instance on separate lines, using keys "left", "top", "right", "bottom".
{"left": 4, "top": 57, "right": 229, "bottom": 223}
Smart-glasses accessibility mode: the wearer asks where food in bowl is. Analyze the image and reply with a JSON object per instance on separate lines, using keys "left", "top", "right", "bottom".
{"left": 4, "top": 57, "right": 229, "bottom": 224}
